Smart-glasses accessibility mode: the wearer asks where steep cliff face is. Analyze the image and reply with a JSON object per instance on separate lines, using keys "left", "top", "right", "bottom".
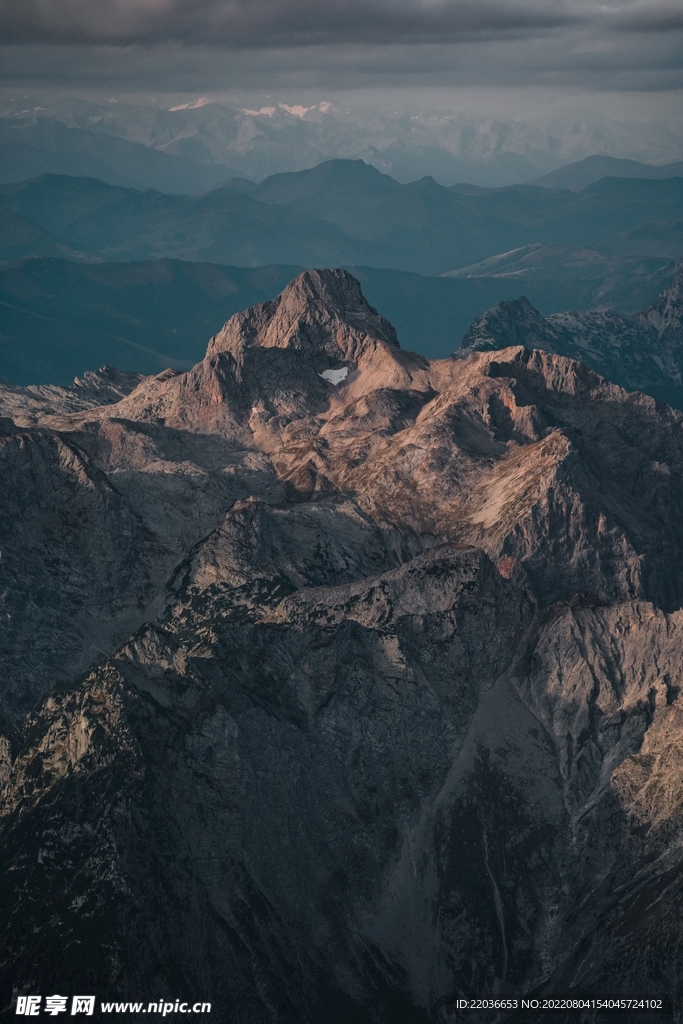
{"left": 0, "top": 428, "right": 159, "bottom": 728}
{"left": 1, "top": 269, "right": 683, "bottom": 1022}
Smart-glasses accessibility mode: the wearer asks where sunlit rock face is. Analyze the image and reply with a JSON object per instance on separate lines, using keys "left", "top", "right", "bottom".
{"left": 1, "top": 269, "right": 683, "bottom": 1022}
{"left": 459, "top": 264, "right": 683, "bottom": 411}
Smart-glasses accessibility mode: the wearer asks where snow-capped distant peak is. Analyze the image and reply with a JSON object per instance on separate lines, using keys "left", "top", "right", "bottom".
{"left": 169, "top": 97, "right": 210, "bottom": 111}
{"left": 243, "top": 106, "right": 276, "bottom": 117}
{"left": 279, "top": 104, "right": 311, "bottom": 118}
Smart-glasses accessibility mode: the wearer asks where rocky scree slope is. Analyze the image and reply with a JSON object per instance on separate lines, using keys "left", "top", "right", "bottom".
{"left": 458, "top": 263, "right": 683, "bottom": 410}
{"left": 1, "top": 269, "right": 683, "bottom": 1021}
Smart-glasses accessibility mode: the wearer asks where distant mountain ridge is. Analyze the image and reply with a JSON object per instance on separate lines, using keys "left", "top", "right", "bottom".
{"left": 1, "top": 160, "right": 681, "bottom": 389}
{"left": 4, "top": 96, "right": 683, "bottom": 186}
{"left": 0, "top": 207, "right": 100, "bottom": 264}
{"left": 530, "top": 154, "right": 683, "bottom": 191}
{"left": 1, "top": 163, "right": 682, "bottom": 277}
{"left": 0, "top": 116, "right": 241, "bottom": 195}
{"left": 441, "top": 242, "right": 679, "bottom": 311}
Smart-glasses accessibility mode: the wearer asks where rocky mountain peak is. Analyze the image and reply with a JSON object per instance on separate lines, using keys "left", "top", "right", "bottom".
{"left": 457, "top": 294, "right": 569, "bottom": 355}
{"left": 456, "top": 268, "right": 683, "bottom": 409}
{"left": 5, "top": 270, "right": 683, "bottom": 1018}
{"left": 207, "top": 267, "right": 399, "bottom": 366}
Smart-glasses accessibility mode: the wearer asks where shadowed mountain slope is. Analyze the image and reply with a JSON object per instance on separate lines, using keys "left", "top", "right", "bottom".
{"left": 0, "top": 207, "right": 100, "bottom": 264}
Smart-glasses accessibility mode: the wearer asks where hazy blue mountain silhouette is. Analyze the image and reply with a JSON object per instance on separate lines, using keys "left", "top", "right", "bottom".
{"left": 0, "top": 116, "right": 240, "bottom": 195}
{"left": 1, "top": 162, "right": 682, "bottom": 275}
{"left": 530, "top": 154, "right": 683, "bottom": 191}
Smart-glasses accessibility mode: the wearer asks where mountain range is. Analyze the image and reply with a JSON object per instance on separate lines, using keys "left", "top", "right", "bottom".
{"left": 2, "top": 269, "right": 683, "bottom": 1021}
{"left": 458, "top": 263, "right": 683, "bottom": 409}
{"left": 3, "top": 98, "right": 683, "bottom": 187}
{"left": 530, "top": 154, "right": 683, "bottom": 192}
{"left": 0, "top": 116, "right": 239, "bottom": 196}
{"left": 0, "top": 159, "right": 680, "bottom": 276}
{"left": 1, "top": 158, "right": 679, "bottom": 388}
{"left": 1, "top": 254, "right": 679, "bottom": 387}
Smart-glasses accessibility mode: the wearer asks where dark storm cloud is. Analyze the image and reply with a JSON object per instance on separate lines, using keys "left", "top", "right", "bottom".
{"left": 0, "top": 0, "right": 581, "bottom": 47}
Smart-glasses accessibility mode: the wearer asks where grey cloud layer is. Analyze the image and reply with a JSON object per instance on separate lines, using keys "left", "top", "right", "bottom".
{"left": 0, "top": 0, "right": 680, "bottom": 99}
{"left": 614, "top": 3, "right": 683, "bottom": 32}
{"left": 0, "top": 0, "right": 597, "bottom": 46}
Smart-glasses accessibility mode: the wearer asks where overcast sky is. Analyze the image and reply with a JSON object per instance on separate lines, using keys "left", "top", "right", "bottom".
{"left": 0, "top": 0, "right": 681, "bottom": 117}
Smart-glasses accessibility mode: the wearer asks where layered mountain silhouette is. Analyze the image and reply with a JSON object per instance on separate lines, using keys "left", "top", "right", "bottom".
{"left": 1, "top": 270, "right": 683, "bottom": 1021}
{"left": 0, "top": 116, "right": 240, "bottom": 195}
{"left": 529, "top": 154, "right": 683, "bottom": 191}
{"left": 4, "top": 97, "right": 682, "bottom": 188}
{"left": 1, "top": 161, "right": 681, "bottom": 392}
{"left": 1, "top": 163, "right": 681, "bottom": 276}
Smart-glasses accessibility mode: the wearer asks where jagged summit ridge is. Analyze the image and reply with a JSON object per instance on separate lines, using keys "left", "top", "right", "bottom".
{"left": 207, "top": 267, "right": 399, "bottom": 365}
{"left": 458, "top": 295, "right": 571, "bottom": 354}
{"left": 457, "top": 265, "right": 683, "bottom": 408}
{"left": 4, "top": 270, "right": 683, "bottom": 1018}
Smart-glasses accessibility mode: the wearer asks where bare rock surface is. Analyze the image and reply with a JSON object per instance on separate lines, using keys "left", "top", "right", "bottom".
{"left": 458, "top": 263, "right": 683, "bottom": 410}
{"left": 0, "top": 366, "right": 146, "bottom": 426}
{"left": 1, "top": 269, "right": 683, "bottom": 1021}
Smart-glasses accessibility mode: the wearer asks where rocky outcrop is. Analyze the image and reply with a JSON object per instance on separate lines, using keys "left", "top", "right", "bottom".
{"left": 636, "top": 260, "right": 683, "bottom": 343}
{"left": 458, "top": 295, "right": 572, "bottom": 354}
{"left": 0, "top": 366, "right": 145, "bottom": 426}
{"left": 458, "top": 263, "right": 683, "bottom": 409}
{"left": 1, "top": 269, "right": 683, "bottom": 1021}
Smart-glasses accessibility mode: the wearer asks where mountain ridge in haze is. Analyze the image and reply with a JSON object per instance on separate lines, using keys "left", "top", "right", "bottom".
{"left": 530, "top": 154, "right": 683, "bottom": 191}
{"left": 2, "top": 163, "right": 682, "bottom": 276}
{"left": 0, "top": 116, "right": 242, "bottom": 195}
{"left": 4, "top": 96, "right": 682, "bottom": 187}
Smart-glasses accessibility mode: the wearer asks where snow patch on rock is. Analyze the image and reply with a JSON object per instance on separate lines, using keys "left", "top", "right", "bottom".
{"left": 320, "top": 367, "right": 349, "bottom": 385}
